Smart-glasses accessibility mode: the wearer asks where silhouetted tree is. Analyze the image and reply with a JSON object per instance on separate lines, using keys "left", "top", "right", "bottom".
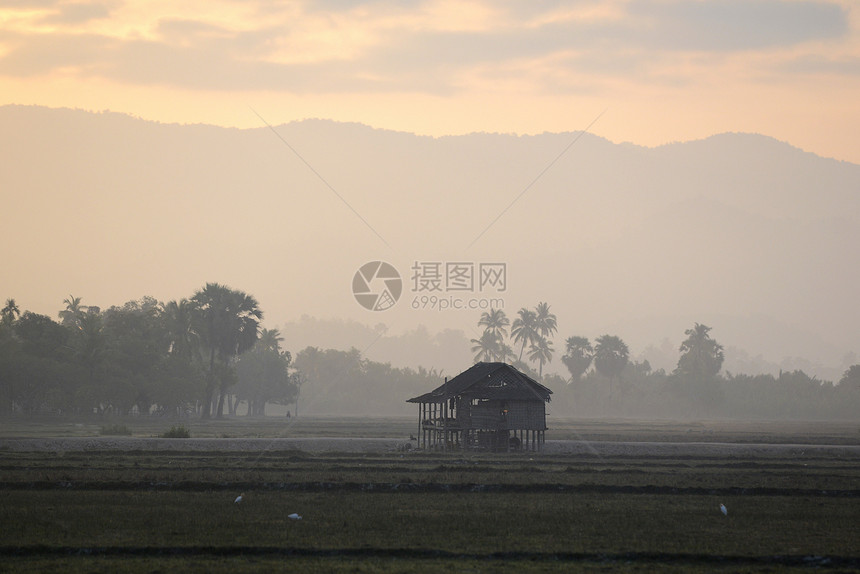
{"left": 534, "top": 302, "right": 557, "bottom": 339}
{"left": 6, "top": 312, "right": 73, "bottom": 414}
{"left": 471, "top": 331, "right": 500, "bottom": 363}
{"left": 1, "top": 299, "right": 20, "bottom": 328}
{"left": 161, "top": 299, "right": 198, "bottom": 360}
{"left": 100, "top": 297, "right": 164, "bottom": 414}
{"left": 477, "top": 309, "right": 509, "bottom": 361}
{"left": 511, "top": 308, "right": 538, "bottom": 362}
{"left": 839, "top": 365, "right": 860, "bottom": 390}
{"left": 191, "top": 283, "right": 262, "bottom": 418}
{"left": 257, "top": 328, "right": 284, "bottom": 353}
{"left": 15, "top": 312, "right": 69, "bottom": 359}
{"left": 594, "top": 335, "right": 629, "bottom": 396}
{"left": 235, "top": 337, "right": 296, "bottom": 416}
{"left": 527, "top": 336, "right": 554, "bottom": 378}
{"left": 561, "top": 336, "right": 592, "bottom": 383}
{"left": 58, "top": 295, "right": 87, "bottom": 328}
{"left": 498, "top": 341, "right": 517, "bottom": 364}
{"left": 676, "top": 323, "right": 724, "bottom": 379}
{"left": 674, "top": 323, "right": 725, "bottom": 411}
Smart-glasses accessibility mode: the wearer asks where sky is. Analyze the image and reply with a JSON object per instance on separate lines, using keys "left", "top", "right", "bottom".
{"left": 1, "top": 0, "right": 859, "bottom": 164}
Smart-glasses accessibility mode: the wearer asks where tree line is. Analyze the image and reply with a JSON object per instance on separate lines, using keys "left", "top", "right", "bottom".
{"left": 2, "top": 290, "right": 858, "bottom": 420}
{"left": 0, "top": 287, "right": 299, "bottom": 418}
{"left": 472, "top": 309, "right": 860, "bottom": 420}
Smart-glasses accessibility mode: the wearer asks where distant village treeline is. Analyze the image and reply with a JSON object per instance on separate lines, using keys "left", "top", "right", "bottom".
{"left": 1, "top": 292, "right": 858, "bottom": 420}
{"left": 468, "top": 307, "right": 860, "bottom": 420}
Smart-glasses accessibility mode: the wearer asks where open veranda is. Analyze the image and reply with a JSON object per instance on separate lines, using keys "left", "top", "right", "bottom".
{"left": 0, "top": 416, "right": 858, "bottom": 573}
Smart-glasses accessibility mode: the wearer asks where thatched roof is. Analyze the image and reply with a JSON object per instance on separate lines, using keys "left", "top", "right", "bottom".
{"left": 406, "top": 362, "right": 552, "bottom": 404}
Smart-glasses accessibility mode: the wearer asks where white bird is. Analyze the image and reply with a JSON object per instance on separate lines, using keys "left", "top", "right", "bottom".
{"left": 234, "top": 493, "right": 244, "bottom": 504}
{"left": 288, "top": 513, "right": 302, "bottom": 520}
{"left": 720, "top": 503, "right": 727, "bottom": 516}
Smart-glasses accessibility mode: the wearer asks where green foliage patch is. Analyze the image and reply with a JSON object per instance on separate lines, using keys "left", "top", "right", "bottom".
{"left": 161, "top": 425, "right": 191, "bottom": 438}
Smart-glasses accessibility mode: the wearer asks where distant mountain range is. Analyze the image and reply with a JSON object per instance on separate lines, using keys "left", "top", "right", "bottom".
{"left": 1, "top": 105, "right": 858, "bottom": 380}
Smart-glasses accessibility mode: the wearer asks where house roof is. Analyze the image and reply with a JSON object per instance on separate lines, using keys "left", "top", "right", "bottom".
{"left": 406, "top": 362, "right": 552, "bottom": 404}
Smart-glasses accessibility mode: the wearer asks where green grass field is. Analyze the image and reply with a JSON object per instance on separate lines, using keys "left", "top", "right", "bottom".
{"left": 1, "top": 416, "right": 858, "bottom": 572}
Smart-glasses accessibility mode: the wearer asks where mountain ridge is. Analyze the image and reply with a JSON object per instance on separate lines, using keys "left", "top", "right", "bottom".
{"left": 5, "top": 104, "right": 855, "bottom": 165}
{"left": 1, "top": 105, "right": 857, "bottom": 379}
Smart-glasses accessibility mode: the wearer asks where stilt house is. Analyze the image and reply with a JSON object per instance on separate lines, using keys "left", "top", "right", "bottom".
{"left": 407, "top": 362, "right": 552, "bottom": 452}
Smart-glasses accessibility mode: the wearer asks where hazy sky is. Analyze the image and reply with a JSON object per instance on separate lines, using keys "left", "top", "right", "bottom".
{"left": 2, "top": 0, "right": 859, "bottom": 163}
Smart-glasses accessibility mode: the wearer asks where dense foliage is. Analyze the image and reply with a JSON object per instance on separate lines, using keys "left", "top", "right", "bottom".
{"left": 0, "top": 290, "right": 292, "bottom": 418}
{"left": 1, "top": 292, "right": 858, "bottom": 420}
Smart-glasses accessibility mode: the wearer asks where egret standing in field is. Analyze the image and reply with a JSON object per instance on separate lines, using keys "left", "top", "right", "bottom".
{"left": 235, "top": 493, "right": 244, "bottom": 504}
{"left": 720, "top": 503, "right": 727, "bottom": 516}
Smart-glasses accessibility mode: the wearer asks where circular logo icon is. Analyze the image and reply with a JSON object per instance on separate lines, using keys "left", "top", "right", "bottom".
{"left": 352, "top": 261, "right": 402, "bottom": 311}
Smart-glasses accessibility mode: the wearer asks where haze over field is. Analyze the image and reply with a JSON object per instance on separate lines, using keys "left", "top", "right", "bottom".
{"left": 2, "top": 0, "right": 859, "bottom": 382}
{"left": 1, "top": 106, "right": 858, "bottom": 381}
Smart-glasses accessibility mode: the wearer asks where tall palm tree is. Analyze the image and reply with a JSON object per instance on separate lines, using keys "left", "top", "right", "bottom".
{"left": 477, "top": 309, "right": 509, "bottom": 361}
{"left": 511, "top": 308, "right": 538, "bottom": 362}
{"left": 192, "top": 283, "right": 263, "bottom": 418}
{"left": 527, "top": 336, "right": 554, "bottom": 378}
{"left": 561, "top": 336, "right": 593, "bottom": 383}
{"left": 470, "top": 331, "right": 500, "bottom": 363}
{"left": 258, "top": 328, "right": 284, "bottom": 354}
{"left": 593, "top": 334, "right": 629, "bottom": 396}
{"left": 59, "top": 295, "right": 87, "bottom": 328}
{"left": 534, "top": 302, "right": 558, "bottom": 339}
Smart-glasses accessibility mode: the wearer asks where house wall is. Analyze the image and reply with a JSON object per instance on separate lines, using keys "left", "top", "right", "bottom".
{"left": 504, "top": 400, "right": 547, "bottom": 431}
{"left": 466, "top": 399, "right": 546, "bottom": 431}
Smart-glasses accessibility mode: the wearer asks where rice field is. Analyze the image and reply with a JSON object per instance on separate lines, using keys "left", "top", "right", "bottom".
{"left": 0, "top": 416, "right": 858, "bottom": 572}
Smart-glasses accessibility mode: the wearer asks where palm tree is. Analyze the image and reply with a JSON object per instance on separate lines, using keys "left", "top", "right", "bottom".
{"left": 561, "top": 336, "right": 593, "bottom": 383}
{"left": 479, "top": 309, "right": 509, "bottom": 338}
{"left": 477, "top": 309, "right": 509, "bottom": 361}
{"left": 534, "top": 302, "right": 558, "bottom": 339}
{"left": 511, "top": 308, "right": 538, "bottom": 362}
{"left": 59, "top": 295, "right": 87, "bottom": 328}
{"left": 593, "top": 334, "right": 629, "bottom": 395}
{"left": 191, "top": 283, "right": 263, "bottom": 418}
{"left": 478, "top": 309, "right": 511, "bottom": 361}
{"left": 470, "top": 331, "right": 500, "bottom": 363}
{"left": 527, "top": 336, "right": 554, "bottom": 378}
{"left": 258, "top": 328, "right": 284, "bottom": 353}
{"left": 1, "top": 298, "right": 20, "bottom": 327}
{"left": 498, "top": 341, "right": 517, "bottom": 364}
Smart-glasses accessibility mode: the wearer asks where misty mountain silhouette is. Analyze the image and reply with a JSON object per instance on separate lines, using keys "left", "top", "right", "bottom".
{"left": 1, "top": 105, "right": 857, "bottom": 377}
